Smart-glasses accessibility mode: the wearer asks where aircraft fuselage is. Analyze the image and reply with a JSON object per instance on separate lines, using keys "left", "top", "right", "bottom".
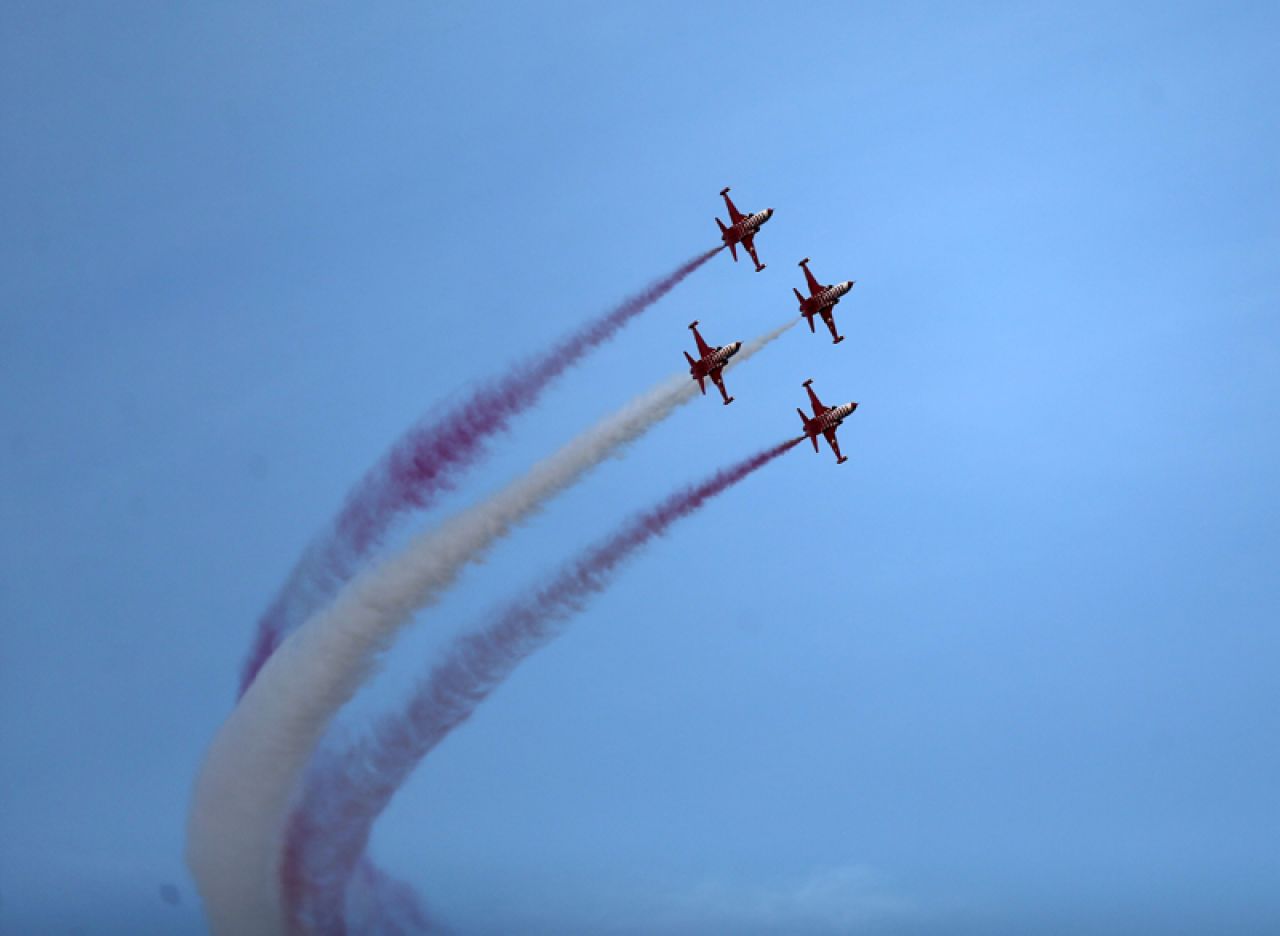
{"left": 805, "top": 401, "right": 857, "bottom": 436}
{"left": 800, "top": 280, "right": 854, "bottom": 317}
{"left": 690, "top": 340, "right": 741, "bottom": 378}
{"left": 723, "top": 209, "right": 773, "bottom": 247}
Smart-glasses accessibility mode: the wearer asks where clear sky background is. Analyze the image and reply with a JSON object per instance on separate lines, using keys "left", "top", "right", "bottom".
{"left": 2, "top": 2, "right": 1278, "bottom": 933}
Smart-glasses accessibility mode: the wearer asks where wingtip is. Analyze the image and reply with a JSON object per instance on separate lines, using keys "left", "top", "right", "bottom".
{"left": 720, "top": 186, "right": 730, "bottom": 195}
{"left": 688, "top": 320, "right": 699, "bottom": 330}
{"left": 802, "top": 378, "right": 814, "bottom": 387}
{"left": 799, "top": 257, "right": 810, "bottom": 266}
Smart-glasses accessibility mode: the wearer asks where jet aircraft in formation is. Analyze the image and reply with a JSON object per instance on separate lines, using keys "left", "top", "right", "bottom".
{"left": 683, "top": 320, "right": 742, "bottom": 405}
{"left": 794, "top": 258, "right": 855, "bottom": 344}
{"left": 698, "top": 186, "right": 860, "bottom": 463}
{"left": 715, "top": 187, "right": 773, "bottom": 272}
{"left": 797, "top": 379, "right": 857, "bottom": 464}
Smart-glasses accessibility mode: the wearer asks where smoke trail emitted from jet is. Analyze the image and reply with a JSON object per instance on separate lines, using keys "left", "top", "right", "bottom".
{"left": 239, "top": 247, "right": 723, "bottom": 697}
{"left": 187, "top": 320, "right": 789, "bottom": 936}
{"left": 283, "top": 437, "right": 802, "bottom": 934}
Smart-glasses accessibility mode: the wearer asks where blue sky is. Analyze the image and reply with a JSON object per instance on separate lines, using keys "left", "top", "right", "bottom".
{"left": 2, "top": 2, "right": 1278, "bottom": 933}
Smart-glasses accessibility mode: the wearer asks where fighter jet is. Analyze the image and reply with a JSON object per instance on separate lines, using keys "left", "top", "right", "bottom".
{"left": 715, "top": 187, "right": 773, "bottom": 272}
{"left": 794, "top": 258, "right": 855, "bottom": 344}
{"left": 796, "top": 378, "right": 858, "bottom": 464}
{"left": 684, "top": 320, "right": 743, "bottom": 405}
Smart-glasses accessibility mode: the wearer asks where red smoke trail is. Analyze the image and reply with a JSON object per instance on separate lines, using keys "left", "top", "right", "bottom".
{"left": 282, "top": 437, "right": 801, "bottom": 934}
{"left": 239, "top": 247, "right": 723, "bottom": 696}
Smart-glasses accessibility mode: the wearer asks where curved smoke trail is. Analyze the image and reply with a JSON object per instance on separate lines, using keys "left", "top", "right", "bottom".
{"left": 284, "top": 438, "right": 802, "bottom": 933}
{"left": 187, "top": 321, "right": 791, "bottom": 936}
{"left": 240, "top": 247, "right": 723, "bottom": 697}
{"left": 342, "top": 860, "right": 432, "bottom": 935}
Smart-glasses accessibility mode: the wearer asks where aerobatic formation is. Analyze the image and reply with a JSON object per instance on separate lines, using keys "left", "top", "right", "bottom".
{"left": 187, "top": 184, "right": 865, "bottom": 936}
{"left": 700, "top": 186, "right": 860, "bottom": 463}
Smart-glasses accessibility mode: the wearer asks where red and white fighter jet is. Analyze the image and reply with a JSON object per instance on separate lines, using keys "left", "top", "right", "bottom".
{"left": 683, "top": 320, "right": 743, "bottom": 405}
{"left": 796, "top": 378, "right": 858, "bottom": 464}
{"left": 794, "top": 258, "right": 855, "bottom": 344}
{"left": 715, "top": 187, "right": 773, "bottom": 272}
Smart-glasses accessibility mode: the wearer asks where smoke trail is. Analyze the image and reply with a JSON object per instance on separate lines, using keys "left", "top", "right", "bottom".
{"left": 188, "top": 321, "right": 790, "bottom": 936}
{"left": 240, "top": 247, "right": 723, "bottom": 696}
{"left": 343, "top": 860, "right": 432, "bottom": 935}
{"left": 284, "top": 438, "right": 802, "bottom": 934}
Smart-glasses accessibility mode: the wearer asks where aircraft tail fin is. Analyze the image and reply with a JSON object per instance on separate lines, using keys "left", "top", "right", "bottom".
{"left": 696, "top": 375, "right": 706, "bottom": 395}
{"left": 683, "top": 350, "right": 697, "bottom": 369}
{"left": 796, "top": 409, "right": 819, "bottom": 452}
{"left": 793, "top": 287, "right": 805, "bottom": 307}
{"left": 716, "top": 218, "right": 738, "bottom": 261}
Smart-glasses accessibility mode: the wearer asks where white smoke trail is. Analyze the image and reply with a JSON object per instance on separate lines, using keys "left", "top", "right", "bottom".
{"left": 186, "top": 320, "right": 795, "bottom": 936}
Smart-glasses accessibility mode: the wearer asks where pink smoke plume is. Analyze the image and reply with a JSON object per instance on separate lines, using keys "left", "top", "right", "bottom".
{"left": 283, "top": 856, "right": 431, "bottom": 936}
{"left": 282, "top": 437, "right": 801, "bottom": 934}
{"left": 240, "top": 247, "right": 723, "bottom": 696}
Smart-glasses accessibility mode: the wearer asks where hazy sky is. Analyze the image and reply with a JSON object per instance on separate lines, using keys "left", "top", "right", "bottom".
{"left": 2, "top": 3, "right": 1278, "bottom": 933}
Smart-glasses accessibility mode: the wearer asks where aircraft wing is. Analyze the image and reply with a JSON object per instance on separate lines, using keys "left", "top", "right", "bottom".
{"left": 742, "top": 235, "right": 762, "bottom": 270}
{"left": 721, "top": 189, "right": 746, "bottom": 224}
{"left": 802, "top": 262, "right": 823, "bottom": 295}
{"left": 689, "top": 323, "right": 713, "bottom": 358}
{"left": 823, "top": 427, "right": 845, "bottom": 462}
{"left": 805, "top": 382, "right": 828, "bottom": 417}
{"left": 820, "top": 308, "right": 843, "bottom": 343}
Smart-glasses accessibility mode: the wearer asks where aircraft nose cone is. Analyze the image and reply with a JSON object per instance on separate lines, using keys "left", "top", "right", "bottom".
{"left": 765, "top": 208, "right": 774, "bottom": 218}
